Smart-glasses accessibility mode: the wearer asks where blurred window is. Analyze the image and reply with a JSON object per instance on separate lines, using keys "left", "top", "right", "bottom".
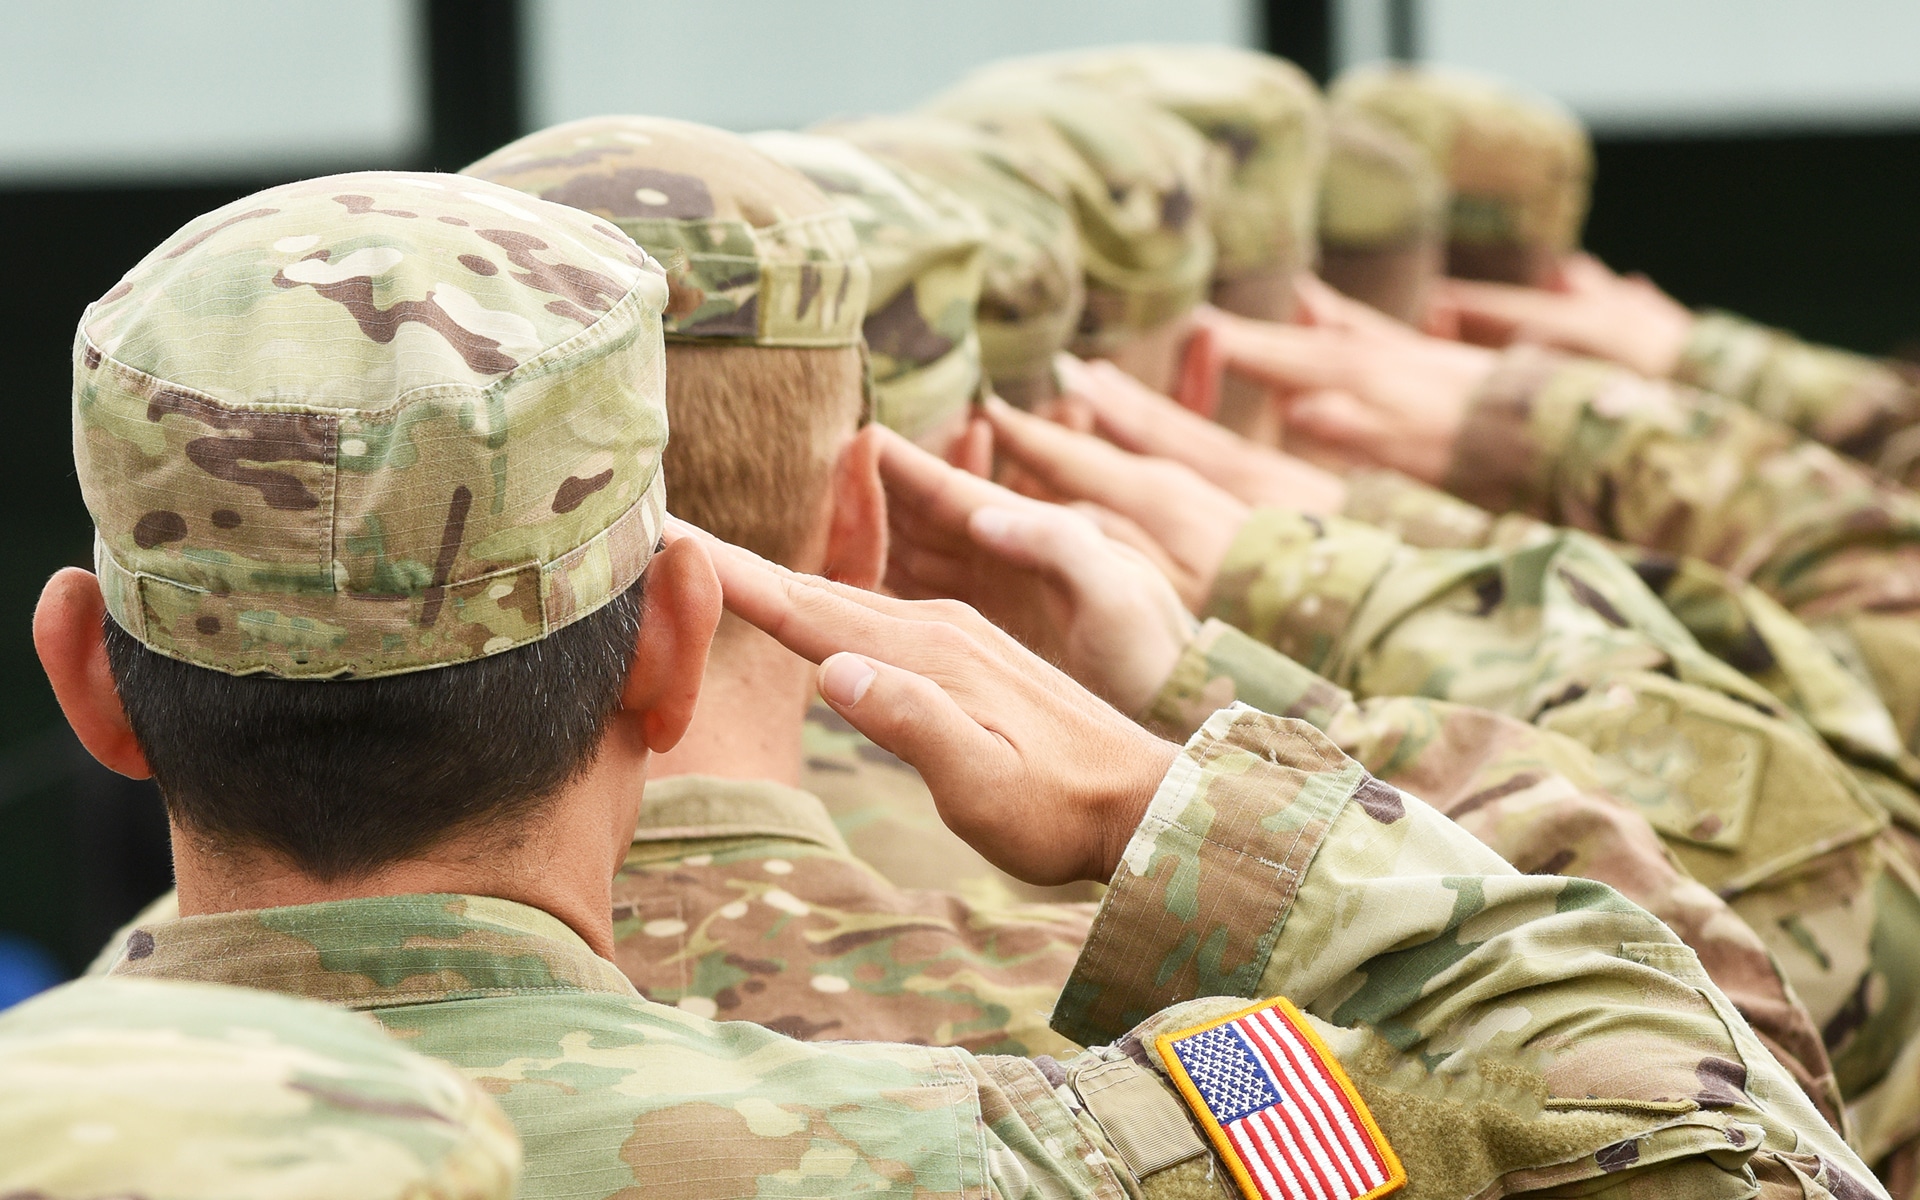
{"left": 528, "top": 0, "right": 1258, "bottom": 132}
{"left": 1340, "top": 0, "right": 1920, "bottom": 134}
{"left": 0, "top": 0, "right": 422, "bottom": 185}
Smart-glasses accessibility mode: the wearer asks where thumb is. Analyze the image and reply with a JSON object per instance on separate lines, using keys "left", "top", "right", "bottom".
{"left": 815, "top": 652, "right": 995, "bottom": 791}
{"left": 1174, "top": 323, "right": 1223, "bottom": 417}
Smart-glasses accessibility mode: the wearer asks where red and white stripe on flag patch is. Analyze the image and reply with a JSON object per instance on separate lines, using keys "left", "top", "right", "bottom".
{"left": 1155, "top": 997, "right": 1405, "bottom": 1200}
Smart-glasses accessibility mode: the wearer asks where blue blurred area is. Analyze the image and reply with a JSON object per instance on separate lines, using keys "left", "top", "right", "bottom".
{"left": 0, "top": 932, "right": 65, "bottom": 1009}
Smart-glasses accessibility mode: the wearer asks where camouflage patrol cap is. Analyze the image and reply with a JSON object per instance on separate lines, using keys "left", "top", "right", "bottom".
{"left": 976, "top": 45, "right": 1326, "bottom": 285}
{"left": 77, "top": 172, "right": 671, "bottom": 680}
{"left": 812, "top": 114, "right": 1085, "bottom": 401}
{"left": 0, "top": 976, "right": 519, "bottom": 1199}
{"left": 748, "top": 131, "right": 988, "bottom": 445}
{"left": 923, "top": 74, "right": 1219, "bottom": 356}
{"left": 464, "top": 117, "right": 869, "bottom": 347}
{"left": 1317, "top": 108, "right": 1448, "bottom": 323}
{"left": 1330, "top": 64, "right": 1592, "bottom": 284}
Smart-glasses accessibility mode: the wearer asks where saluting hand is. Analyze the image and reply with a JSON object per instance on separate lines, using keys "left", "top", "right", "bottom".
{"left": 876, "top": 425, "right": 1195, "bottom": 718}
{"left": 676, "top": 518, "right": 1178, "bottom": 886}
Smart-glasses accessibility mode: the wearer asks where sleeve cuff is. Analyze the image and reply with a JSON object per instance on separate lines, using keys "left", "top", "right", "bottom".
{"left": 1050, "top": 705, "right": 1364, "bottom": 1049}
{"left": 1202, "top": 509, "right": 1400, "bottom": 675}
{"left": 1340, "top": 468, "right": 1497, "bottom": 550}
{"left": 1141, "top": 619, "right": 1354, "bottom": 745}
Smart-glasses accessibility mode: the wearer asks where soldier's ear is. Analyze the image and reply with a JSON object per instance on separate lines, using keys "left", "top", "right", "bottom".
{"left": 822, "top": 423, "right": 887, "bottom": 592}
{"left": 621, "top": 537, "right": 721, "bottom": 753}
{"left": 33, "top": 568, "right": 152, "bottom": 781}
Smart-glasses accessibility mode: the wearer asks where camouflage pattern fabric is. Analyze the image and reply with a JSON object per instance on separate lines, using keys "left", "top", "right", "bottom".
{"left": 1330, "top": 63, "right": 1592, "bottom": 285}
{"left": 924, "top": 74, "right": 1219, "bottom": 355}
{"left": 613, "top": 772, "right": 1094, "bottom": 1057}
{"left": 1447, "top": 345, "right": 1920, "bottom": 761}
{"left": 464, "top": 117, "right": 869, "bottom": 347}
{"left": 76, "top": 173, "right": 671, "bottom": 678}
{"left": 970, "top": 45, "right": 1325, "bottom": 286}
{"left": 1676, "top": 310, "right": 1920, "bottom": 488}
{"left": 1202, "top": 500, "right": 1920, "bottom": 1185}
{"left": 1317, "top": 109, "right": 1449, "bottom": 325}
{"left": 747, "top": 130, "right": 988, "bottom": 445}
{"left": 1342, "top": 468, "right": 1914, "bottom": 772}
{"left": 814, "top": 114, "right": 1087, "bottom": 397}
{"left": 0, "top": 975, "right": 519, "bottom": 1199}
{"left": 1144, "top": 617, "right": 1846, "bottom": 1131}
{"left": 101, "top": 707, "right": 1883, "bottom": 1200}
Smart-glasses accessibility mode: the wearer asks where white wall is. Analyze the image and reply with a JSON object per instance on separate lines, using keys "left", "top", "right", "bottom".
{"left": 527, "top": 0, "right": 1258, "bottom": 133}
{"left": 0, "top": 0, "right": 422, "bottom": 184}
{"left": 1340, "top": 0, "right": 1920, "bottom": 134}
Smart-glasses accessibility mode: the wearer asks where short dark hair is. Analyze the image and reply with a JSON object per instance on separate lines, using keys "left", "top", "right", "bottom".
{"left": 102, "top": 580, "right": 644, "bottom": 880}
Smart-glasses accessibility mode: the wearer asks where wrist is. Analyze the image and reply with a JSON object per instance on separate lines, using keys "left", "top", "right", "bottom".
{"left": 1090, "top": 732, "right": 1180, "bottom": 882}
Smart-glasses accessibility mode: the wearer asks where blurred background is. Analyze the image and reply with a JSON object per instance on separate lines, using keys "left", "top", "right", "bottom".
{"left": 2, "top": 0, "right": 1917, "bottom": 996}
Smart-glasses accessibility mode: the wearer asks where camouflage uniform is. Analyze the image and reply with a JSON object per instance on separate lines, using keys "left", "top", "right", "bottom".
{"left": 1316, "top": 109, "right": 1449, "bottom": 326}
{"left": 1438, "top": 346, "right": 1920, "bottom": 763}
{"left": 811, "top": 113, "right": 1086, "bottom": 404}
{"left": 73, "top": 159, "right": 1885, "bottom": 1200}
{"left": 923, "top": 73, "right": 1220, "bottom": 356}
{"left": 1201, "top": 494, "right": 1920, "bottom": 1172}
{"left": 965, "top": 46, "right": 1325, "bottom": 314}
{"left": 1675, "top": 311, "right": 1920, "bottom": 489}
{"left": 747, "top": 130, "right": 989, "bottom": 446}
{"left": 100, "top": 706, "right": 1881, "bottom": 1200}
{"left": 0, "top": 975, "right": 519, "bottom": 1199}
{"left": 1329, "top": 63, "right": 1591, "bottom": 288}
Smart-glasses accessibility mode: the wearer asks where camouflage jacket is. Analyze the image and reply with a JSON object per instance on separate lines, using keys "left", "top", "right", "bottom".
{"left": 1441, "top": 345, "right": 1920, "bottom": 760}
{"left": 1674, "top": 310, "right": 1920, "bottom": 489}
{"left": 614, "top": 772, "right": 1094, "bottom": 1057}
{"left": 1203, "top": 501, "right": 1920, "bottom": 1177}
{"left": 99, "top": 707, "right": 1879, "bottom": 1200}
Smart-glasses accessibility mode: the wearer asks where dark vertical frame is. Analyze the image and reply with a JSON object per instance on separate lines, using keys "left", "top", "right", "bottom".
{"left": 424, "top": 0, "right": 528, "bottom": 170}
{"left": 1262, "top": 0, "right": 1335, "bottom": 84}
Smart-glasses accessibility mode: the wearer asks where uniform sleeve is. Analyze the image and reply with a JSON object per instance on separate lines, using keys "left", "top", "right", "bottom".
{"left": 1199, "top": 509, "right": 1401, "bottom": 676}
{"left": 1675, "top": 310, "right": 1920, "bottom": 487}
{"left": 1138, "top": 627, "right": 1847, "bottom": 1131}
{"left": 1442, "top": 345, "right": 1920, "bottom": 755}
{"left": 988, "top": 706, "right": 1884, "bottom": 1200}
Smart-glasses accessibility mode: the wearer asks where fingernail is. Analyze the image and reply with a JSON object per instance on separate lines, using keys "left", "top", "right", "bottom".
{"left": 969, "top": 506, "right": 1015, "bottom": 546}
{"left": 820, "top": 653, "right": 876, "bottom": 707}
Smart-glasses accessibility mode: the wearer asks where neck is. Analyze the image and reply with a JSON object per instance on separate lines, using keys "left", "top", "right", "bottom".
{"left": 169, "top": 715, "right": 653, "bottom": 960}
{"left": 647, "top": 618, "right": 811, "bottom": 788}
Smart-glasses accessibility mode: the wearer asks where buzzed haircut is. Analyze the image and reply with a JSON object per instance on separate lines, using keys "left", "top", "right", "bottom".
{"left": 102, "top": 581, "right": 643, "bottom": 880}
{"left": 662, "top": 344, "right": 867, "bottom": 565}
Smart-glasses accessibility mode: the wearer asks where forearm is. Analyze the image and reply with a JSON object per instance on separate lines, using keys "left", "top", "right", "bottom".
{"left": 1032, "top": 705, "right": 1877, "bottom": 1199}
{"left": 1676, "top": 310, "right": 1920, "bottom": 484}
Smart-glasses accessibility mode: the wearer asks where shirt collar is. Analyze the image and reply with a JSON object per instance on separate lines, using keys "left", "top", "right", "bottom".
{"left": 633, "top": 774, "right": 850, "bottom": 854}
{"left": 105, "top": 893, "right": 637, "bottom": 1009}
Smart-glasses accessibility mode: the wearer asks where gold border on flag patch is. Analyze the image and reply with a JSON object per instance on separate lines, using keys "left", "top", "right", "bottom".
{"left": 1155, "top": 997, "right": 1406, "bottom": 1200}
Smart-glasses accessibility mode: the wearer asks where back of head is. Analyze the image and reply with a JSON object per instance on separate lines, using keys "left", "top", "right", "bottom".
{"left": 0, "top": 976, "right": 520, "bottom": 1199}
{"left": 1330, "top": 63, "right": 1592, "bottom": 285}
{"left": 748, "top": 130, "right": 988, "bottom": 448}
{"left": 80, "top": 172, "right": 675, "bottom": 877}
{"left": 816, "top": 113, "right": 1085, "bottom": 408}
{"left": 1317, "top": 108, "right": 1449, "bottom": 324}
{"left": 979, "top": 45, "right": 1326, "bottom": 320}
{"left": 923, "top": 73, "right": 1219, "bottom": 356}
{"left": 466, "top": 117, "right": 872, "bottom": 565}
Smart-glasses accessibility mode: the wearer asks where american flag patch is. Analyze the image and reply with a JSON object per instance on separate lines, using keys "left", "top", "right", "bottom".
{"left": 1155, "top": 998, "right": 1404, "bottom": 1200}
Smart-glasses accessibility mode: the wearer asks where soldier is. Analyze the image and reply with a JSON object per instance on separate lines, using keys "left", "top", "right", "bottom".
{"left": 0, "top": 975, "right": 519, "bottom": 1199}
{"left": 461, "top": 112, "right": 1841, "bottom": 1122}
{"left": 1315, "top": 108, "right": 1449, "bottom": 328}
{"left": 1334, "top": 61, "right": 1920, "bottom": 487}
{"left": 48, "top": 166, "right": 1880, "bottom": 1199}
{"left": 811, "top": 112, "right": 1086, "bottom": 411}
